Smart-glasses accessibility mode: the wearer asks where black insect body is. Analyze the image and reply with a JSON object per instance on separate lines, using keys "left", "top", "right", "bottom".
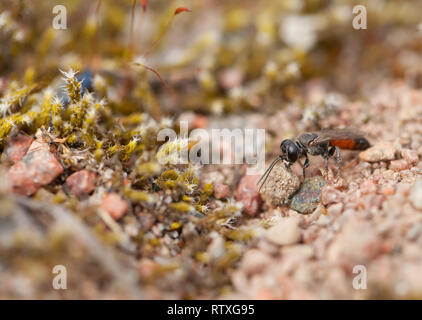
{"left": 258, "top": 128, "right": 370, "bottom": 191}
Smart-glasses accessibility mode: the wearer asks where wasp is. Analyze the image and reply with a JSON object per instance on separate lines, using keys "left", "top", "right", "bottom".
{"left": 258, "top": 128, "right": 370, "bottom": 191}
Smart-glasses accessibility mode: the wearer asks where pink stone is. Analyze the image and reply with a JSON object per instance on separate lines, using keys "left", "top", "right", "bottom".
{"left": 360, "top": 179, "right": 377, "bottom": 194}
{"left": 359, "top": 142, "right": 396, "bottom": 162}
{"left": 66, "top": 169, "right": 97, "bottom": 196}
{"left": 321, "top": 185, "right": 344, "bottom": 205}
{"left": 138, "top": 212, "right": 154, "bottom": 231}
{"left": 192, "top": 114, "right": 208, "bottom": 129}
{"left": 5, "top": 134, "right": 34, "bottom": 163}
{"left": 241, "top": 249, "right": 272, "bottom": 275}
{"left": 7, "top": 139, "right": 63, "bottom": 196}
{"left": 326, "top": 202, "right": 344, "bottom": 217}
{"left": 235, "top": 174, "right": 262, "bottom": 216}
{"left": 218, "top": 67, "right": 243, "bottom": 90}
{"left": 213, "top": 183, "right": 231, "bottom": 199}
{"left": 327, "top": 221, "right": 382, "bottom": 271}
{"left": 139, "top": 259, "right": 155, "bottom": 278}
{"left": 401, "top": 149, "right": 419, "bottom": 166}
{"left": 100, "top": 193, "right": 128, "bottom": 220}
{"left": 389, "top": 159, "right": 410, "bottom": 171}
{"left": 178, "top": 112, "right": 208, "bottom": 129}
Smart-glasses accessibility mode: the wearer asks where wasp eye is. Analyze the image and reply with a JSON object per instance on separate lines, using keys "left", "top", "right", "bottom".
{"left": 280, "top": 140, "right": 298, "bottom": 163}
{"left": 287, "top": 144, "right": 298, "bottom": 162}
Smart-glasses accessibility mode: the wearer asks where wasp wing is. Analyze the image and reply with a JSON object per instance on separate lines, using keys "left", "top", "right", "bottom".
{"left": 309, "top": 128, "right": 369, "bottom": 150}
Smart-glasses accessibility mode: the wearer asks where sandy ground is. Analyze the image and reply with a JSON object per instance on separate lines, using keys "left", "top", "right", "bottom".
{"left": 220, "top": 81, "right": 422, "bottom": 299}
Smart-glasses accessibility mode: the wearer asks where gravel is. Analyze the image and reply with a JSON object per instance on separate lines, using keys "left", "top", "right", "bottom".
{"left": 263, "top": 217, "right": 302, "bottom": 246}
{"left": 7, "top": 138, "right": 64, "bottom": 196}
{"left": 359, "top": 142, "right": 397, "bottom": 162}
{"left": 66, "top": 169, "right": 97, "bottom": 197}
{"left": 409, "top": 179, "right": 422, "bottom": 210}
{"left": 235, "top": 174, "right": 263, "bottom": 216}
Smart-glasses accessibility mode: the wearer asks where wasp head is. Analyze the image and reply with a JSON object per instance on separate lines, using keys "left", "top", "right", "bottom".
{"left": 280, "top": 139, "right": 299, "bottom": 165}
{"left": 257, "top": 139, "right": 299, "bottom": 192}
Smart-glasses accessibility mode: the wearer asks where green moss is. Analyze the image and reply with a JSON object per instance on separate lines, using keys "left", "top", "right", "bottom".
{"left": 169, "top": 201, "right": 194, "bottom": 213}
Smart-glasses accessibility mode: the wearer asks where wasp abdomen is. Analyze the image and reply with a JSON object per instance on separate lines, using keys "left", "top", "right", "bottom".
{"left": 329, "top": 137, "right": 370, "bottom": 150}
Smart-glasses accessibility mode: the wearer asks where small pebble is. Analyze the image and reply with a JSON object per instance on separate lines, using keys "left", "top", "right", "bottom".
{"left": 389, "top": 159, "right": 410, "bottom": 171}
{"left": 192, "top": 114, "right": 208, "bottom": 129}
{"left": 7, "top": 139, "right": 64, "bottom": 196}
{"left": 406, "top": 224, "right": 421, "bottom": 241}
{"left": 178, "top": 112, "right": 208, "bottom": 129}
{"left": 291, "top": 176, "right": 326, "bottom": 214}
{"left": 206, "top": 232, "right": 226, "bottom": 262}
{"left": 236, "top": 174, "right": 262, "bottom": 216}
{"left": 213, "top": 183, "right": 231, "bottom": 199}
{"left": 138, "top": 212, "right": 154, "bottom": 232}
{"left": 100, "top": 193, "right": 128, "bottom": 220}
{"left": 321, "top": 184, "right": 344, "bottom": 205}
{"left": 359, "top": 179, "right": 377, "bottom": 194}
{"left": 327, "top": 202, "right": 344, "bottom": 217}
{"left": 381, "top": 185, "right": 395, "bottom": 195}
{"left": 66, "top": 169, "right": 97, "bottom": 196}
{"left": 409, "top": 179, "right": 422, "bottom": 210}
{"left": 359, "top": 141, "right": 396, "bottom": 162}
{"left": 139, "top": 259, "right": 155, "bottom": 278}
{"left": 328, "top": 221, "right": 382, "bottom": 270}
{"left": 264, "top": 217, "right": 301, "bottom": 246}
{"left": 240, "top": 249, "right": 272, "bottom": 275}
{"left": 218, "top": 67, "right": 243, "bottom": 90}
{"left": 401, "top": 149, "right": 419, "bottom": 166}
{"left": 5, "top": 134, "right": 34, "bottom": 163}
{"left": 260, "top": 162, "right": 300, "bottom": 207}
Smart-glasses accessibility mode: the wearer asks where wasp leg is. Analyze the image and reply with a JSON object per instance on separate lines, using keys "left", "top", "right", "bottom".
{"left": 302, "top": 154, "right": 310, "bottom": 178}
{"left": 323, "top": 155, "right": 329, "bottom": 179}
{"left": 329, "top": 146, "right": 342, "bottom": 177}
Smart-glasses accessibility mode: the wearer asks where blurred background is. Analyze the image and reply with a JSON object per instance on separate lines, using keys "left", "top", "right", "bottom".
{"left": 2, "top": 0, "right": 422, "bottom": 117}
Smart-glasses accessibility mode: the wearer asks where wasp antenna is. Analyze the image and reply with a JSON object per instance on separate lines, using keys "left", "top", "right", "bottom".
{"left": 257, "top": 156, "right": 282, "bottom": 192}
{"left": 257, "top": 156, "right": 279, "bottom": 185}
